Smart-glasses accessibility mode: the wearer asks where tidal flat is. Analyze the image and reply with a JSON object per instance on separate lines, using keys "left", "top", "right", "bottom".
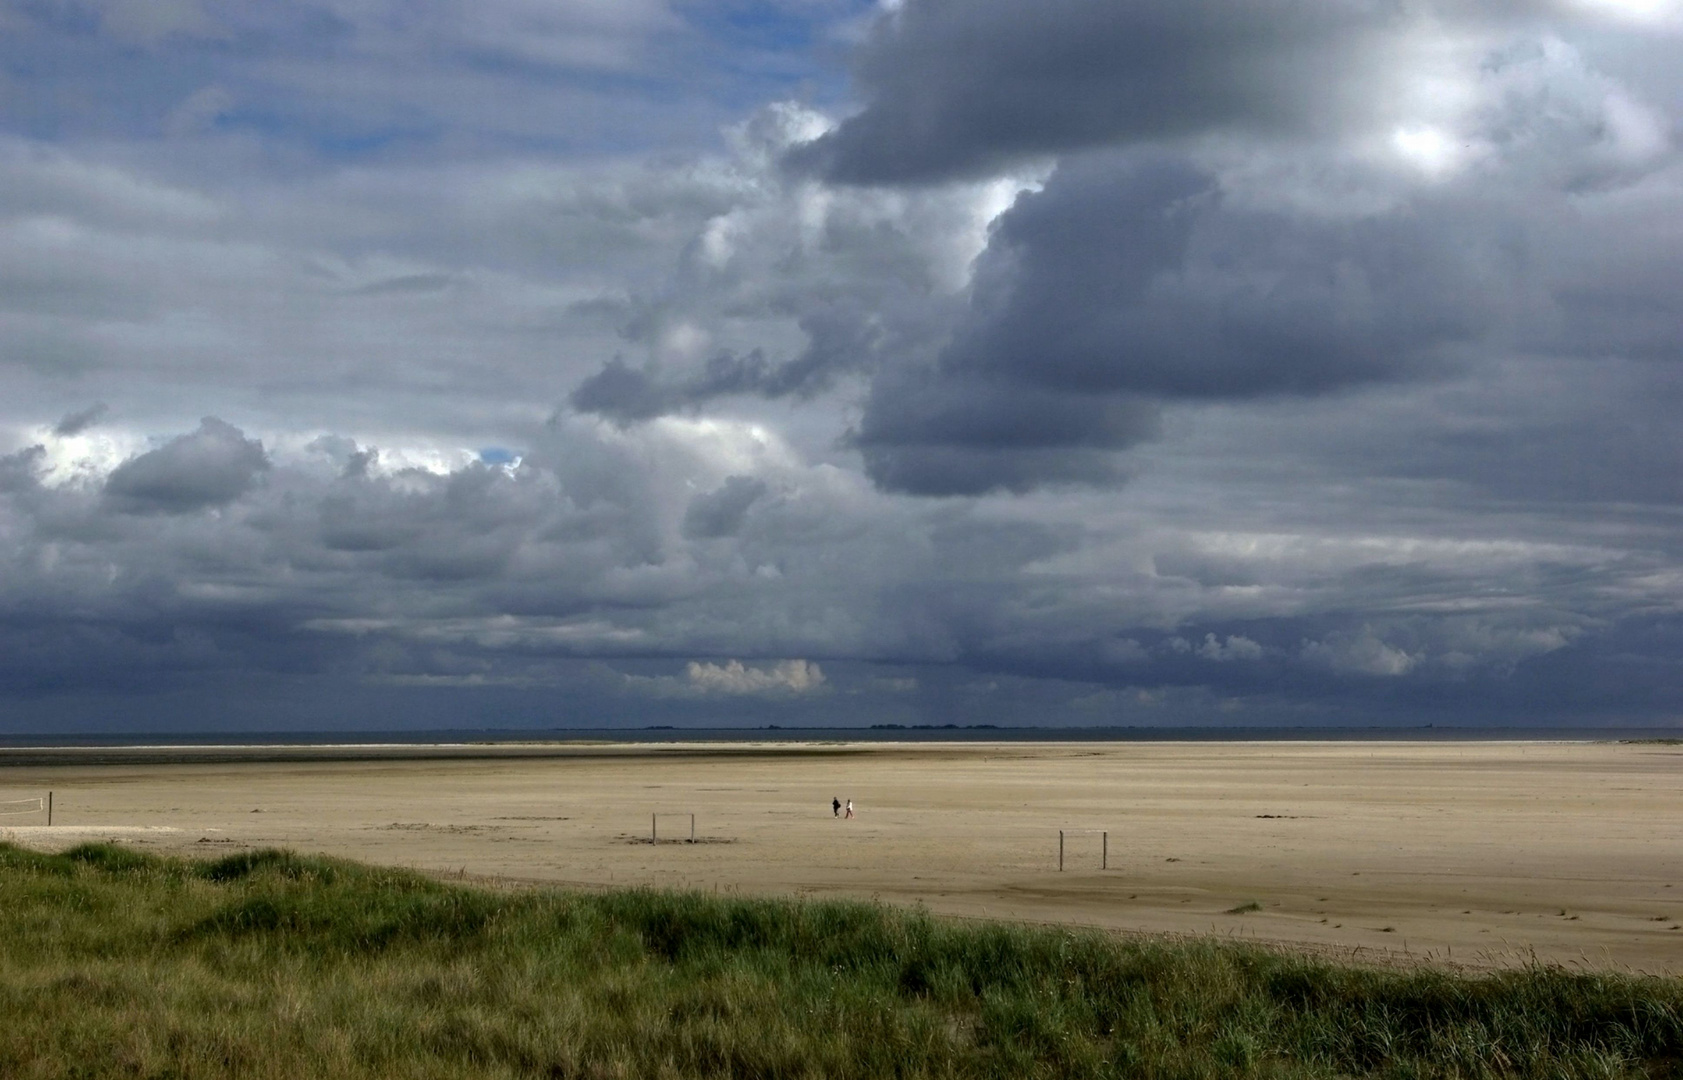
{"left": 3, "top": 739, "right": 1682, "bottom": 972}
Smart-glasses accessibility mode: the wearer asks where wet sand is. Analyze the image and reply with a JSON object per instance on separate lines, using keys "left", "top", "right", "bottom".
{"left": 3, "top": 740, "right": 1681, "bottom": 972}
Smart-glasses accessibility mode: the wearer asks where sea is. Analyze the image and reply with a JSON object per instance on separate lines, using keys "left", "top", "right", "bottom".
{"left": 0, "top": 725, "right": 1675, "bottom": 747}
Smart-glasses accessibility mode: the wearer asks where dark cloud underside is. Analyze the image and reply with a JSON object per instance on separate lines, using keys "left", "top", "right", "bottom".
{"left": 791, "top": 0, "right": 1408, "bottom": 184}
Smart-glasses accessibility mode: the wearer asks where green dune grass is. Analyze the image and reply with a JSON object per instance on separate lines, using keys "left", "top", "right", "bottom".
{"left": 0, "top": 842, "right": 1679, "bottom": 1078}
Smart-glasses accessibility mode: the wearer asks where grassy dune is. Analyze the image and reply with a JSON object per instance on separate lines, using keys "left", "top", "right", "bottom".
{"left": 1, "top": 843, "right": 1680, "bottom": 1078}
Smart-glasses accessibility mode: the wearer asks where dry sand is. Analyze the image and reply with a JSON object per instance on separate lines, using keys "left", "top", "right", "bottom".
{"left": 3, "top": 739, "right": 1681, "bottom": 973}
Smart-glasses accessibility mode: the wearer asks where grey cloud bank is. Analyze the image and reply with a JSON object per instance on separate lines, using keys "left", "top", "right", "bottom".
{"left": 790, "top": 0, "right": 1394, "bottom": 184}
{"left": 0, "top": 0, "right": 1680, "bottom": 732}
{"left": 104, "top": 418, "right": 269, "bottom": 513}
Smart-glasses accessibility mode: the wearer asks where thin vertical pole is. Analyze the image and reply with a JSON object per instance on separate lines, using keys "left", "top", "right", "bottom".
{"left": 1103, "top": 831, "right": 1107, "bottom": 870}
{"left": 47, "top": 791, "right": 52, "bottom": 827}
{"left": 652, "top": 813, "right": 657, "bottom": 843}
{"left": 1059, "top": 830, "right": 1064, "bottom": 872}
{"left": 690, "top": 814, "right": 695, "bottom": 843}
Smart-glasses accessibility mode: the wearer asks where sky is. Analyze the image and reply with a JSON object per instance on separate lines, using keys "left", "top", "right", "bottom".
{"left": 1, "top": 0, "right": 1681, "bottom": 732}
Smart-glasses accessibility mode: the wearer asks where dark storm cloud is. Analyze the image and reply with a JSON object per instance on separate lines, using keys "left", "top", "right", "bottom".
{"left": 1355, "top": 359, "right": 1683, "bottom": 507}
{"left": 0, "top": 405, "right": 1679, "bottom": 729}
{"left": 103, "top": 417, "right": 269, "bottom": 513}
{"left": 682, "top": 475, "right": 768, "bottom": 539}
{"left": 53, "top": 402, "right": 109, "bottom": 437}
{"left": 956, "top": 155, "right": 1492, "bottom": 398}
{"left": 566, "top": 359, "right": 671, "bottom": 426}
{"left": 790, "top": 0, "right": 1409, "bottom": 185}
{"left": 569, "top": 352, "right": 794, "bottom": 425}
{"left": 850, "top": 152, "right": 1503, "bottom": 494}
{"left": 777, "top": 0, "right": 1682, "bottom": 499}
{"left": 572, "top": 333, "right": 887, "bottom": 424}
{"left": 1539, "top": 193, "right": 1683, "bottom": 364}
{"left": 0, "top": 445, "right": 45, "bottom": 493}
{"left": 852, "top": 367, "right": 1160, "bottom": 495}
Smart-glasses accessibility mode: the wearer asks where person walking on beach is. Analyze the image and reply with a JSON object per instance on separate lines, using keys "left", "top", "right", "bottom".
{"left": 832, "top": 796, "right": 841, "bottom": 817}
{"left": 844, "top": 799, "right": 854, "bottom": 819}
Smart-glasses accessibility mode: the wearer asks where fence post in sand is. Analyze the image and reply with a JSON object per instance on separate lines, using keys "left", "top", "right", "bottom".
{"left": 1058, "top": 830, "right": 1064, "bottom": 872}
{"left": 1103, "top": 831, "right": 1107, "bottom": 870}
{"left": 47, "top": 791, "right": 52, "bottom": 827}
{"left": 652, "top": 813, "right": 657, "bottom": 843}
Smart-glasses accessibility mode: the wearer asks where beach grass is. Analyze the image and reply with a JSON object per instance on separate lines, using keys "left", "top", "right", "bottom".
{"left": 1, "top": 841, "right": 1680, "bottom": 1078}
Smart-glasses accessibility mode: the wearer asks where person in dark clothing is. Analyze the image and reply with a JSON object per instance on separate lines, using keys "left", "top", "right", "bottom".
{"left": 832, "top": 796, "right": 841, "bottom": 817}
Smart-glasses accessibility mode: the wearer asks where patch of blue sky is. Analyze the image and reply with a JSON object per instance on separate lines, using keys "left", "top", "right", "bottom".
{"left": 439, "top": 8, "right": 844, "bottom": 109}
{"left": 677, "top": 0, "right": 875, "bottom": 106}
{"left": 0, "top": 42, "right": 208, "bottom": 139}
{"left": 0, "top": 1, "right": 870, "bottom": 162}
{"left": 688, "top": 1, "right": 833, "bottom": 54}
{"left": 4, "top": 0, "right": 104, "bottom": 38}
{"left": 478, "top": 448, "right": 519, "bottom": 466}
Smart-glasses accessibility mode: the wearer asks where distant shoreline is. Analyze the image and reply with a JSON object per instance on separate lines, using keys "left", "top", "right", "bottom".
{"left": 0, "top": 725, "right": 1676, "bottom": 767}
{"left": 0, "top": 724, "right": 1677, "bottom": 747}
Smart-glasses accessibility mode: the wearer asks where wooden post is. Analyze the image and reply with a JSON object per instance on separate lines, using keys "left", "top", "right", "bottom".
{"left": 690, "top": 814, "right": 695, "bottom": 843}
{"left": 1058, "top": 830, "right": 1064, "bottom": 872}
{"left": 652, "top": 813, "right": 657, "bottom": 843}
{"left": 47, "top": 791, "right": 52, "bottom": 827}
{"left": 1102, "top": 831, "right": 1107, "bottom": 870}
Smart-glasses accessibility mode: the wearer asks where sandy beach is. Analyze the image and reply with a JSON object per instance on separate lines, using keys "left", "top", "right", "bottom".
{"left": 3, "top": 739, "right": 1680, "bottom": 973}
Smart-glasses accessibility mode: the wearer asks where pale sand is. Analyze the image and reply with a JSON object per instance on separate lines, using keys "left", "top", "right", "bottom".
{"left": 2, "top": 740, "right": 1681, "bottom": 973}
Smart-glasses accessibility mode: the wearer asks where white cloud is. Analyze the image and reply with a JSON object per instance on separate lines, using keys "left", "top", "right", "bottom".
{"left": 1301, "top": 631, "right": 1421, "bottom": 677}
{"left": 1570, "top": 0, "right": 1683, "bottom": 27}
{"left": 1100, "top": 638, "right": 1149, "bottom": 663}
{"left": 1390, "top": 125, "right": 1470, "bottom": 179}
{"left": 1196, "top": 633, "right": 1264, "bottom": 662}
{"left": 685, "top": 659, "right": 827, "bottom": 695}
